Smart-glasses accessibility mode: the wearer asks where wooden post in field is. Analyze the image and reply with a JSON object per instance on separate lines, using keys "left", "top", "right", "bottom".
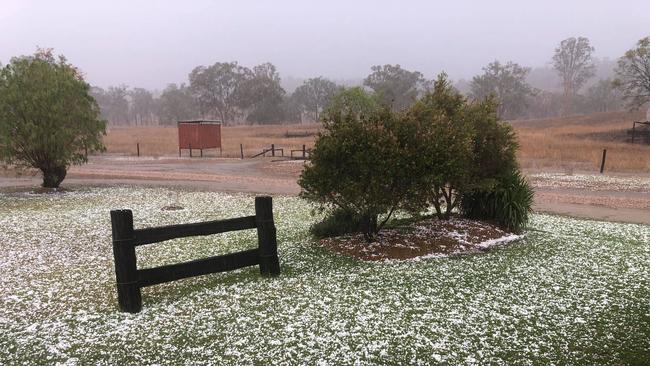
{"left": 136, "top": 143, "right": 140, "bottom": 157}
{"left": 302, "top": 144, "right": 306, "bottom": 159}
{"left": 271, "top": 144, "right": 275, "bottom": 157}
{"left": 240, "top": 144, "right": 244, "bottom": 159}
{"left": 255, "top": 196, "right": 280, "bottom": 277}
{"left": 600, "top": 149, "right": 607, "bottom": 174}
{"left": 110, "top": 210, "right": 142, "bottom": 313}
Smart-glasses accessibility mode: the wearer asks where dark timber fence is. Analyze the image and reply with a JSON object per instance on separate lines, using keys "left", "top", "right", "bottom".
{"left": 110, "top": 196, "right": 280, "bottom": 313}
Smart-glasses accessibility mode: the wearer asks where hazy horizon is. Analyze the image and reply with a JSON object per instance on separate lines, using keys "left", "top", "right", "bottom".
{"left": 1, "top": 0, "right": 648, "bottom": 90}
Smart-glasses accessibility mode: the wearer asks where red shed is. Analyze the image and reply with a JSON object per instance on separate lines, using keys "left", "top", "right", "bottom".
{"left": 178, "top": 120, "right": 222, "bottom": 157}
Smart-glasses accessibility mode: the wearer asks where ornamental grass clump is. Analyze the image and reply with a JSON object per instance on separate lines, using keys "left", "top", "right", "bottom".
{"left": 460, "top": 169, "right": 534, "bottom": 232}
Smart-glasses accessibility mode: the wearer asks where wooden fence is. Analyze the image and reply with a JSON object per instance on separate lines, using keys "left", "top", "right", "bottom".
{"left": 250, "top": 144, "right": 284, "bottom": 158}
{"left": 631, "top": 121, "right": 650, "bottom": 144}
{"left": 110, "top": 196, "right": 280, "bottom": 313}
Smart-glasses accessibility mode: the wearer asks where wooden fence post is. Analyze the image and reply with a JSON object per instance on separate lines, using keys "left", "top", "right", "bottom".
{"left": 271, "top": 144, "right": 275, "bottom": 157}
{"left": 600, "top": 149, "right": 607, "bottom": 174}
{"left": 302, "top": 144, "right": 306, "bottom": 158}
{"left": 136, "top": 142, "right": 140, "bottom": 157}
{"left": 110, "top": 210, "right": 142, "bottom": 313}
{"left": 240, "top": 144, "right": 244, "bottom": 159}
{"left": 255, "top": 196, "right": 280, "bottom": 277}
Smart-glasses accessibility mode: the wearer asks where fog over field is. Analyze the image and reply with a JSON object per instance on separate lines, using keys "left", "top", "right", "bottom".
{"left": 1, "top": 0, "right": 648, "bottom": 90}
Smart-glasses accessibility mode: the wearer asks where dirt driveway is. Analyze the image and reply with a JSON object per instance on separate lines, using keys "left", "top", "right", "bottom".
{"left": 1, "top": 155, "right": 301, "bottom": 195}
{"left": 1, "top": 155, "right": 648, "bottom": 225}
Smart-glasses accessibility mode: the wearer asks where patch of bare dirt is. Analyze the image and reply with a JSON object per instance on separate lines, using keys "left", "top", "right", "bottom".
{"left": 258, "top": 159, "right": 307, "bottom": 178}
{"left": 320, "top": 217, "right": 522, "bottom": 261}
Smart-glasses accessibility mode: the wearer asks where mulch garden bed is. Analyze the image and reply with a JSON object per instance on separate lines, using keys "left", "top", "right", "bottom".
{"left": 320, "top": 216, "right": 523, "bottom": 261}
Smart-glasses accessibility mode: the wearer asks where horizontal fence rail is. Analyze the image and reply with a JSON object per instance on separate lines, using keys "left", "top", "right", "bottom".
{"left": 133, "top": 216, "right": 257, "bottom": 246}
{"left": 110, "top": 196, "right": 280, "bottom": 313}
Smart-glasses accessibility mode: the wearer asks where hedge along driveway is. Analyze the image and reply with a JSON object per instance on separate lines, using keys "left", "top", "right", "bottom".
{"left": 0, "top": 187, "right": 648, "bottom": 365}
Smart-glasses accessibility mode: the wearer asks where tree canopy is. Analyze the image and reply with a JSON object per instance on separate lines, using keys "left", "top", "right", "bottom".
{"left": 552, "top": 37, "right": 595, "bottom": 98}
{"left": 241, "top": 63, "right": 287, "bottom": 124}
{"left": 469, "top": 61, "right": 535, "bottom": 119}
{"left": 292, "top": 77, "right": 340, "bottom": 121}
{"left": 0, "top": 49, "right": 106, "bottom": 188}
{"left": 363, "top": 64, "right": 426, "bottom": 111}
{"left": 158, "top": 83, "right": 197, "bottom": 125}
{"left": 90, "top": 85, "right": 129, "bottom": 125}
{"left": 614, "top": 36, "right": 650, "bottom": 110}
{"left": 129, "top": 87, "right": 156, "bottom": 125}
{"left": 586, "top": 78, "right": 622, "bottom": 112}
{"left": 189, "top": 61, "right": 251, "bottom": 124}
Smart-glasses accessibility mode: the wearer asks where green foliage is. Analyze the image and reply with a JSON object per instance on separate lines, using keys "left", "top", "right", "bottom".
{"left": 280, "top": 95, "right": 303, "bottom": 123}
{"left": 301, "top": 74, "right": 530, "bottom": 240}
{"left": 323, "top": 87, "right": 380, "bottom": 121}
{"left": 0, "top": 49, "right": 106, "bottom": 188}
{"left": 363, "top": 64, "right": 427, "bottom": 111}
{"left": 448, "top": 95, "right": 524, "bottom": 229}
{"left": 552, "top": 37, "right": 595, "bottom": 115}
{"left": 460, "top": 168, "right": 534, "bottom": 232}
{"left": 403, "top": 73, "right": 474, "bottom": 219}
{"left": 469, "top": 61, "right": 535, "bottom": 119}
{"left": 189, "top": 61, "right": 288, "bottom": 124}
{"left": 404, "top": 76, "right": 524, "bottom": 224}
{"left": 614, "top": 36, "right": 650, "bottom": 110}
{"left": 299, "top": 88, "right": 413, "bottom": 241}
{"left": 90, "top": 85, "right": 129, "bottom": 125}
{"left": 292, "top": 77, "right": 340, "bottom": 121}
{"left": 129, "top": 87, "right": 156, "bottom": 125}
{"left": 464, "top": 96, "right": 519, "bottom": 191}
{"left": 188, "top": 61, "right": 251, "bottom": 124}
{"left": 158, "top": 83, "right": 197, "bottom": 125}
{"left": 309, "top": 208, "right": 362, "bottom": 239}
{"left": 586, "top": 78, "right": 622, "bottom": 112}
{"left": 242, "top": 63, "right": 287, "bottom": 124}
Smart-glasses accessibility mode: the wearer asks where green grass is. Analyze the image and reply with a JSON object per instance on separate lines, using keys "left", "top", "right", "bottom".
{"left": 0, "top": 187, "right": 649, "bottom": 365}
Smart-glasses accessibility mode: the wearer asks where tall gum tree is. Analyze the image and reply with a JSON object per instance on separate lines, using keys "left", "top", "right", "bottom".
{"left": 552, "top": 37, "right": 595, "bottom": 114}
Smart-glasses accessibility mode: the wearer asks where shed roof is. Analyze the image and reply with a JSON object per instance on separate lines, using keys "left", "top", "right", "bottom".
{"left": 177, "top": 119, "right": 222, "bottom": 124}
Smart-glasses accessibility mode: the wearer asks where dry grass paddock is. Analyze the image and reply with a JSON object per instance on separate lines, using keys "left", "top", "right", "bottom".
{"left": 103, "top": 123, "right": 321, "bottom": 158}
{"left": 513, "top": 111, "right": 650, "bottom": 173}
{"left": 102, "top": 111, "right": 650, "bottom": 173}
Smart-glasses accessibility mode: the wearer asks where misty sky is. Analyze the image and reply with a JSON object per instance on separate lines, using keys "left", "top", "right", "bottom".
{"left": 1, "top": 0, "right": 649, "bottom": 90}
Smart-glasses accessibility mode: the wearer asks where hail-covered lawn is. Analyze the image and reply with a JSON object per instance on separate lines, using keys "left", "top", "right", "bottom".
{"left": 1, "top": 187, "right": 649, "bottom": 365}
{"left": 530, "top": 172, "right": 650, "bottom": 192}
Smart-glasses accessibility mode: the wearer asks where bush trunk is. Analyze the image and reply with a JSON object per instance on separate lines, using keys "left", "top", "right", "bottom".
{"left": 41, "top": 165, "right": 67, "bottom": 188}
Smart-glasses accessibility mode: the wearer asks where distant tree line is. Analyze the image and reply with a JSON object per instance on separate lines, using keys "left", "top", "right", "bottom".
{"left": 92, "top": 35, "right": 650, "bottom": 125}
{"left": 91, "top": 62, "right": 344, "bottom": 126}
